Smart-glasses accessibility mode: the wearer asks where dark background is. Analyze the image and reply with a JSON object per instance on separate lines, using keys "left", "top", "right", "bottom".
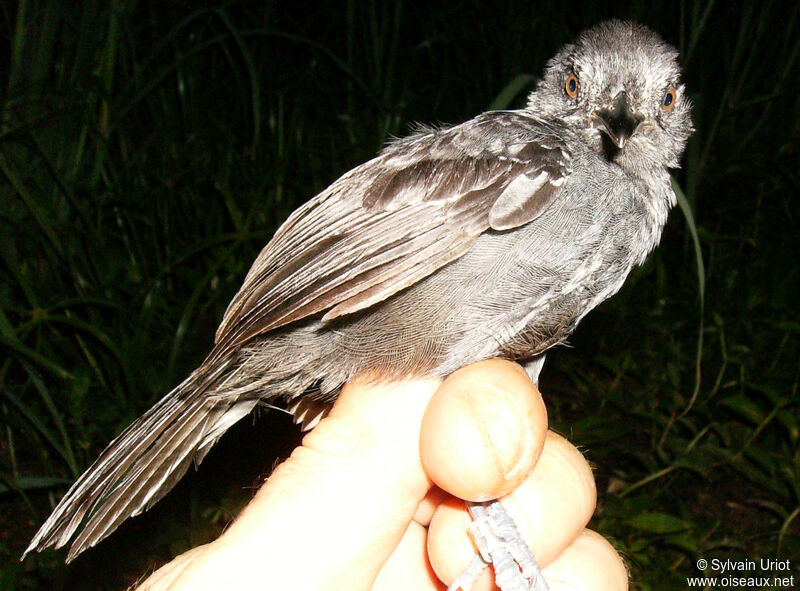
{"left": 1, "top": 1, "right": 798, "bottom": 589}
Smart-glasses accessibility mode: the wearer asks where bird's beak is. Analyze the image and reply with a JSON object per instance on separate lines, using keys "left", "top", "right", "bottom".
{"left": 595, "top": 92, "right": 643, "bottom": 149}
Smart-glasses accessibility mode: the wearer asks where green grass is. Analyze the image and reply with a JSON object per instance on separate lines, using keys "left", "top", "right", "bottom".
{"left": 1, "top": 1, "right": 798, "bottom": 589}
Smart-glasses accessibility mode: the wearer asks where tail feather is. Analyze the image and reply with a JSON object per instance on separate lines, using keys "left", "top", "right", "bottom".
{"left": 24, "top": 369, "right": 257, "bottom": 562}
{"left": 67, "top": 400, "right": 217, "bottom": 557}
{"left": 26, "top": 393, "right": 189, "bottom": 553}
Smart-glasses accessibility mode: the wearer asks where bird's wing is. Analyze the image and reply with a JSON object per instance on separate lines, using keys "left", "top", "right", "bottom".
{"left": 212, "top": 111, "right": 570, "bottom": 356}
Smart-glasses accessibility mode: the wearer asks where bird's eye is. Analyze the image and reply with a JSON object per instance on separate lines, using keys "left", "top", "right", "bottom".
{"left": 663, "top": 87, "right": 677, "bottom": 111}
{"left": 565, "top": 73, "right": 579, "bottom": 98}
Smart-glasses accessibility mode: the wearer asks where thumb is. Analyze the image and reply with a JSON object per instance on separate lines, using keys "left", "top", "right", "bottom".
{"left": 142, "top": 374, "right": 442, "bottom": 591}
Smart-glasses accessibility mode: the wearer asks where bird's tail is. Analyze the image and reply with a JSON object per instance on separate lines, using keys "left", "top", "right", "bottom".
{"left": 24, "top": 364, "right": 258, "bottom": 562}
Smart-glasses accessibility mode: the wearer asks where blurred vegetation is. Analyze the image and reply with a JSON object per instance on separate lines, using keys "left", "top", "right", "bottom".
{"left": 1, "top": 0, "right": 798, "bottom": 589}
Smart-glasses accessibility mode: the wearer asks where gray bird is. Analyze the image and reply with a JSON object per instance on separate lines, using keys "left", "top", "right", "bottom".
{"left": 26, "top": 20, "right": 692, "bottom": 562}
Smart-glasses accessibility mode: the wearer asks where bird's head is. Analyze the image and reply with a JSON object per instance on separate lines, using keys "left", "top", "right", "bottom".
{"left": 527, "top": 20, "right": 693, "bottom": 173}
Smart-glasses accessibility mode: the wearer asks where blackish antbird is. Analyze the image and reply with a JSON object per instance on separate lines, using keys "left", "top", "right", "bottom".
{"left": 27, "top": 20, "right": 692, "bottom": 561}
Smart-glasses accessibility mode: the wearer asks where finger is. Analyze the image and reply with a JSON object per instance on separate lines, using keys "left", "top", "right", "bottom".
{"left": 427, "top": 497, "right": 483, "bottom": 587}
{"left": 543, "top": 529, "right": 628, "bottom": 591}
{"left": 139, "top": 544, "right": 212, "bottom": 591}
{"left": 501, "top": 430, "right": 597, "bottom": 565}
{"left": 154, "top": 374, "right": 442, "bottom": 590}
{"left": 420, "top": 359, "right": 548, "bottom": 501}
{"left": 428, "top": 430, "right": 596, "bottom": 585}
{"left": 372, "top": 521, "right": 444, "bottom": 591}
{"left": 414, "top": 486, "right": 449, "bottom": 526}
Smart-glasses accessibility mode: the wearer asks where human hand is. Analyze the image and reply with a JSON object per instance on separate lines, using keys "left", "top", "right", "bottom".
{"left": 138, "top": 359, "right": 627, "bottom": 591}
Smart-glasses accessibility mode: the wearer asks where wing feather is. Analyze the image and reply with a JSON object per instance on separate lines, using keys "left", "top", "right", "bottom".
{"left": 211, "top": 112, "right": 571, "bottom": 360}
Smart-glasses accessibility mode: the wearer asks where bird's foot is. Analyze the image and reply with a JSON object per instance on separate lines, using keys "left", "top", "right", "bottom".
{"left": 446, "top": 500, "right": 549, "bottom": 591}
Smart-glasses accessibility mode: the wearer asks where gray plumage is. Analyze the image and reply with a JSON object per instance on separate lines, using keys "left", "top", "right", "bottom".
{"left": 26, "top": 20, "right": 693, "bottom": 562}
